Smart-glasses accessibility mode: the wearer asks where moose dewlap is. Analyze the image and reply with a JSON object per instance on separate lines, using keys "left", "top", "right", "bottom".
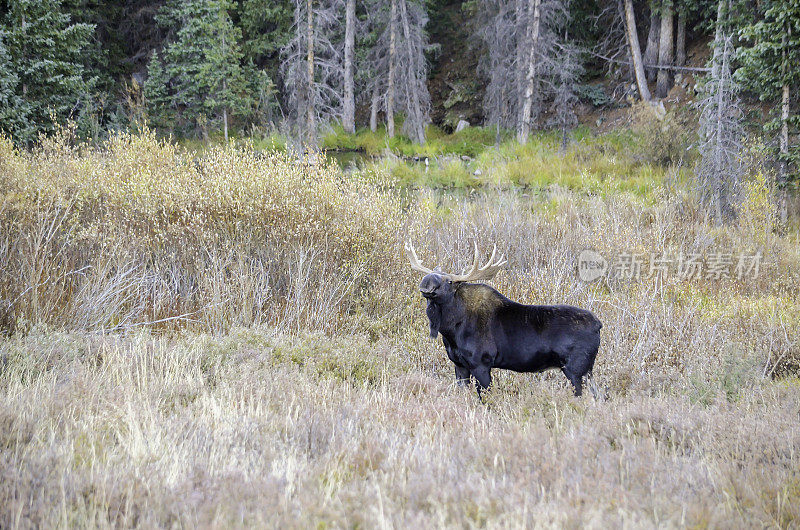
{"left": 407, "top": 242, "right": 602, "bottom": 397}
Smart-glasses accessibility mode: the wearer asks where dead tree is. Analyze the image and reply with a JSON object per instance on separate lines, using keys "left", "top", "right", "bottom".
{"left": 623, "top": 0, "right": 651, "bottom": 101}
{"left": 655, "top": 0, "right": 674, "bottom": 98}
{"left": 477, "top": 0, "right": 518, "bottom": 130}
{"left": 549, "top": 36, "right": 582, "bottom": 151}
{"left": 517, "top": 0, "right": 543, "bottom": 143}
{"left": 342, "top": 0, "right": 356, "bottom": 133}
{"left": 387, "top": 0, "right": 396, "bottom": 137}
{"left": 397, "top": 0, "right": 429, "bottom": 143}
{"left": 366, "top": 0, "right": 431, "bottom": 143}
{"left": 591, "top": 0, "right": 634, "bottom": 97}
{"left": 642, "top": 5, "right": 660, "bottom": 82}
{"left": 696, "top": 34, "right": 743, "bottom": 223}
{"left": 477, "top": 0, "right": 568, "bottom": 143}
{"left": 675, "top": 8, "right": 686, "bottom": 67}
{"left": 281, "top": 0, "right": 344, "bottom": 145}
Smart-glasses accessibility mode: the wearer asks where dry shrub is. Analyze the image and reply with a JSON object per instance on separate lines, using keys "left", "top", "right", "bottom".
{"left": 0, "top": 129, "right": 405, "bottom": 333}
{"left": 630, "top": 101, "right": 695, "bottom": 167}
{"left": 4, "top": 129, "right": 799, "bottom": 375}
{"left": 2, "top": 127, "right": 800, "bottom": 525}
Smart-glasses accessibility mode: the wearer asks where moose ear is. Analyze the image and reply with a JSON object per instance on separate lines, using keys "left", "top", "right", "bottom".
{"left": 425, "top": 299, "right": 441, "bottom": 339}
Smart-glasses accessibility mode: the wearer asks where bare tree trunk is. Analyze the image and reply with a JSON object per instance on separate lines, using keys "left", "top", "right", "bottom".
{"left": 370, "top": 82, "right": 379, "bottom": 132}
{"left": 514, "top": 0, "right": 527, "bottom": 108}
{"left": 624, "top": 0, "right": 651, "bottom": 102}
{"left": 643, "top": 7, "right": 660, "bottom": 81}
{"left": 779, "top": 25, "right": 790, "bottom": 224}
{"left": 306, "top": 0, "right": 315, "bottom": 144}
{"left": 399, "top": 0, "right": 424, "bottom": 143}
{"left": 780, "top": 26, "right": 790, "bottom": 183}
{"left": 711, "top": 0, "right": 725, "bottom": 75}
{"left": 780, "top": 81, "right": 790, "bottom": 223}
{"left": 676, "top": 10, "right": 686, "bottom": 66}
{"left": 655, "top": 2, "right": 673, "bottom": 98}
{"left": 674, "top": 9, "right": 686, "bottom": 84}
{"left": 781, "top": 90, "right": 790, "bottom": 169}
{"left": 713, "top": 38, "right": 727, "bottom": 224}
{"left": 21, "top": 14, "right": 27, "bottom": 97}
{"left": 386, "top": 0, "right": 397, "bottom": 138}
{"left": 516, "top": 0, "right": 541, "bottom": 144}
{"left": 222, "top": 33, "right": 229, "bottom": 142}
{"left": 342, "top": 0, "right": 356, "bottom": 133}
{"left": 223, "top": 84, "right": 229, "bottom": 141}
{"left": 616, "top": 0, "right": 635, "bottom": 83}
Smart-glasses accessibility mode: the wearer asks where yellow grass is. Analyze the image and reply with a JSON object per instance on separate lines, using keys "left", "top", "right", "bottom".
{"left": 1, "top": 129, "right": 799, "bottom": 526}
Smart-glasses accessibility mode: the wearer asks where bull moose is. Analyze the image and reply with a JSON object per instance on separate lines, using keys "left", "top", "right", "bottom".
{"left": 406, "top": 242, "right": 601, "bottom": 397}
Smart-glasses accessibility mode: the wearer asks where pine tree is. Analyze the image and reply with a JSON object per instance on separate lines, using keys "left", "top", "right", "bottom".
{"left": 737, "top": 0, "right": 800, "bottom": 182}
{"left": 145, "top": 0, "right": 254, "bottom": 139}
{"left": 239, "top": 0, "right": 292, "bottom": 124}
{"left": 0, "top": 33, "right": 30, "bottom": 140}
{"left": 143, "top": 51, "right": 175, "bottom": 131}
{"left": 0, "top": 0, "right": 94, "bottom": 144}
{"left": 239, "top": 0, "right": 294, "bottom": 70}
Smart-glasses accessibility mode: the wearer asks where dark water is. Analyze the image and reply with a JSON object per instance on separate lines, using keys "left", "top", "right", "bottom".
{"left": 326, "top": 150, "right": 373, "bottom": 170}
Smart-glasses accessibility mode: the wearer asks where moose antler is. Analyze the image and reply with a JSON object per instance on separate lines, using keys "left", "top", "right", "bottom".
{"left": 405, "top": 241, "right": 437, "bottom": 275}
{"left": 405, "top": 240, "right": 506, "bottom": 282}
{"left": 447, "top": 241, "right": 507, "bottom": 282}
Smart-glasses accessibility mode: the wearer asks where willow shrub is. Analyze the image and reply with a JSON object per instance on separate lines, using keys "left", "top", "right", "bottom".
{"left": 0, "top": 129, "right": 407, "bottom": 334}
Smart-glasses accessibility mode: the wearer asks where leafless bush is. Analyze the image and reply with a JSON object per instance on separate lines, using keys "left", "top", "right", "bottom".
{"left": 1, "top": 129, "right": 800, "bottom": 526}
{"left": 630, "top": 100, "right": 695, "bottom": 167}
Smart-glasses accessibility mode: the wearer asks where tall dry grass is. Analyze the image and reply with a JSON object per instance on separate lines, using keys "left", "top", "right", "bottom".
{"left": 1, "top": 329, "right": 798, "bottom": 527}
{"left": 1, "top": 128, "right": 799, "bottom": 526}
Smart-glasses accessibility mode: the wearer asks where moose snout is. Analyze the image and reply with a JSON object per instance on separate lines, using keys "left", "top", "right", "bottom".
{"left": 420, "top": 287, "right": 436, "bottom": 298}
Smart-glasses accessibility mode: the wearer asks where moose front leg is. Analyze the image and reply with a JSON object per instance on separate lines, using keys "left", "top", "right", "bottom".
{"left": 470, "top": 365, "right": 492, "bottom": 400}
{"left": 454, "top": 364, "right": 471, "bottom": 387}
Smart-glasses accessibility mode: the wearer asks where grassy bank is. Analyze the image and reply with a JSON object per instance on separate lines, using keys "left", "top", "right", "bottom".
{"left": 1, "top": 127, "right": 799, "bottom": 526}
{"left": 189, "top": 119, "right": 680, "bottom": 196}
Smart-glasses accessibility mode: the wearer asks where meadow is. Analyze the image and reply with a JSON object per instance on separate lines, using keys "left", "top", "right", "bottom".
{"left": 1, "top": 123, "right": 799, "bottom": 527}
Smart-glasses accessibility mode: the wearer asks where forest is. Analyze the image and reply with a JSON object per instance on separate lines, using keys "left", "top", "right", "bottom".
{"left": 0, "top": 1, "right": 797, "bottom": 163}
{"left": 1, "top": 1, "right": 800, "bottom": 527}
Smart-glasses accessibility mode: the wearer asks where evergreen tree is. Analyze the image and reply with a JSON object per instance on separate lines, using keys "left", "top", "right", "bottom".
{"left": 143, "top": 51, "right": 175, "bottom": 131}
{"left": 0, "top": 33, "right": 30, "bottom": 140}
{"left": 239, "top": 0, "right": 292, "bottom": 126}
{"left": 145, "top": 0, "right": 254, "bottom": 139}
{"left": 239, "top": 0, "right": 294, "bottom": 70}
{"left": 737, "top": 0, "right": 800, "bottom": 181}
{"left": 0, "top": 0, "right": 94, "bottom": 144}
